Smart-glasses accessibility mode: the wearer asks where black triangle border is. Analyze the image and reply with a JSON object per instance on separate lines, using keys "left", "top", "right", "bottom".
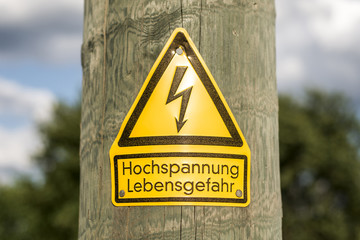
{"left": 118, "top": 31, "right": 243, "bottom": 147}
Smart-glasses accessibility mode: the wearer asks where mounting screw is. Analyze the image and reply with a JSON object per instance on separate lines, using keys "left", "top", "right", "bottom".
{"left": 119, "top": 190, "right": 125, "bottom": 198}
{"left": 236, "top": 190, "right": 242, "bottom": 198}
{"left": 176, "top": 47, "right": 183, "bottom": 55}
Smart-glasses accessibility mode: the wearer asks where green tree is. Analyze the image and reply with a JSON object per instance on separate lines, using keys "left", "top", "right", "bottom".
{"left": 0, "top": 103, "right": 80, "bottom": 240}
{"left": 280, "top": 90, "right": 360, "bottom": 240}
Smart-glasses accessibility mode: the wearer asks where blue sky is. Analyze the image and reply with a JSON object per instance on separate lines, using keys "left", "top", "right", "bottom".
{"left": 0, "top": 0, "right": 83, "bottom": 182}
{"left": 0, "top": 0, "right": 360, "bottom": 183}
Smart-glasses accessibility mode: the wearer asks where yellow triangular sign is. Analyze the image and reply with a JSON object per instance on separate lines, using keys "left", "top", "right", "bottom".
{"left": 117, "top": 29, "right": 243, "bottom": 147}
{"left": 110, "top": 28, "right": 250, "bottom": 207}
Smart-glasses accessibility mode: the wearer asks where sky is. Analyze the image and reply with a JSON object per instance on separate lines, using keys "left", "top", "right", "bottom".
{"left": 0, "top": 0, "right": 359, "bottom": 184}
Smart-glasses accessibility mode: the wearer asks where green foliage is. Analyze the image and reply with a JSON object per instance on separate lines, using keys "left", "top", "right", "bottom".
{"left": 280, "top": 90, "right": 360, "bottom": 240}
{"left": 0, "top": 103, "right": 80, "bottom": 240}
{"left": 1, "top": 91, "right": 360, "bottom": 239}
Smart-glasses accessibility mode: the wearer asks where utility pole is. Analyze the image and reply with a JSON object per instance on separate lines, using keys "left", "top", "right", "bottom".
{"left": 79, "top": 0, "right": 281, "bottom": 239}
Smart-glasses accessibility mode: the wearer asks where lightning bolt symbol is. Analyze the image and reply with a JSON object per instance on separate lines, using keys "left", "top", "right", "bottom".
{"left": 166, "top": 66, "right": 193, "bottom": 133}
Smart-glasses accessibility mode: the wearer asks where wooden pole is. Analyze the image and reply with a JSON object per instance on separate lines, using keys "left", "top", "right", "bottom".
{"left": 79, "top": 0, "right": 281, "bottom": 239}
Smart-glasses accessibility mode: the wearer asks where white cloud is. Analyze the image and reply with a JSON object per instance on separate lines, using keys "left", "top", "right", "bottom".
{"left": 298, "top": 0, "right": 360, "bottom": 52}
{"left": 0, "top": 77, "right": 56, "bottom": 184}
{"left": 0, "top": 0, "right": 83, "bottom": 25}
{"left": 0, "top": 77, "right": 55, "bottom": 122}
{"left": 0, "top": 125, "right": 41, "bottom": 183}
{"left": 277, "top": 57, "right": 305, "bottom": 91}
{"left": 0, "top": 0, "right": 83, "bottom": 64}
{"left": 276, "top": 0, "right": 360, "bottom": 109}
{"left": 276, "top": 0, "right": 360, "bottom": 51}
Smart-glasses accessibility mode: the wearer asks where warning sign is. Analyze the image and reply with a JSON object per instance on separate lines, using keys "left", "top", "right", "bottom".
{"left": 109, "top": 28, "right": 251, "bottom": 207}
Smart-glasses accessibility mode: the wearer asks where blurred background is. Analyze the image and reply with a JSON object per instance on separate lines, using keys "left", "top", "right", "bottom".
{"left": 0, "top": 0, "right": 359, "bottom": 239}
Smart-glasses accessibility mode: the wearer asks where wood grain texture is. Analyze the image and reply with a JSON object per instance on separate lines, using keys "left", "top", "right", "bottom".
{"left": 79, "top": 0, "right": 281, "bottom": 239}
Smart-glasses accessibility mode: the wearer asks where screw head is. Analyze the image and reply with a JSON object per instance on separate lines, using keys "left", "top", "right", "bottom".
{"left": 176, "top": 47, "right": 183, "bottom": 55}
{"left": 236, "top": 190, "right": 242, "bottom": 198}
{"left": 119, "top": 190, "right": 125, "bottom": 198}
